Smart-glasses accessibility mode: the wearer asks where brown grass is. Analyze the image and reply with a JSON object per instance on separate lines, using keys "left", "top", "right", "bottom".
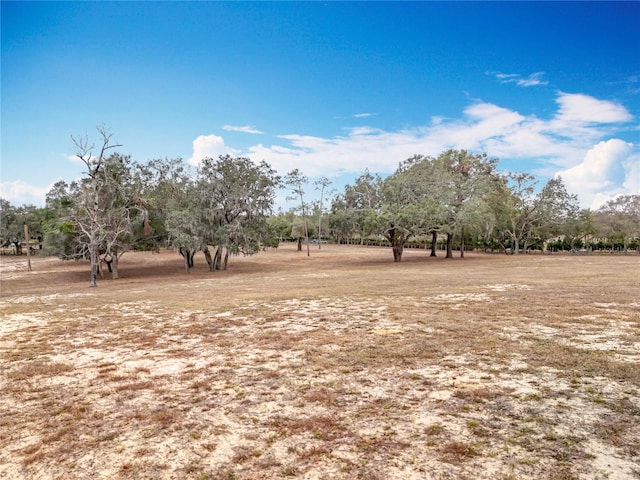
{"left": 1, "top": 244, "right": 639, "bottom": 479}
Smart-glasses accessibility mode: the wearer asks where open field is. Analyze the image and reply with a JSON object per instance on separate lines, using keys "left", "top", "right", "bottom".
{"left": 1, "top": 244, "right": 639, "bottom": 480}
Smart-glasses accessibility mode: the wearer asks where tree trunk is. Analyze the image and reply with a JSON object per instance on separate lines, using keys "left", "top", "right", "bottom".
{"left": 297, "top": 238, "right": 302, "bottom": 251}
{"left": 387, "top": 227, "right": 405, "bottom": 262}
{"left": 430, "top": 230, "right": 438, "bottom": 257}
{"left": 179, "top": 247, "right": 193, "bottom": 273}
{"left": 111, "top": 252, "right": 119, "bottom": 279}
{"left": 392, "top": 240, "right": 404, "bottom": 262}
{"left": 214, "top": 245, "right": 222, "bottom": 270}
{"left": 512, "top": 235, "right": 520, "bottom": 255}
{"left": 222, "top": 249, "right": 229, "bottom": 270}
{"left": 460, "top": 228, "right": 465, "bottom": 258}
{"left": 446, "top": 232, "right": 454, "bottom": 259}
{"left": 89, "top": 245, "right": 98, "bottom": 287}
{"left": 98, "top": 259, "right": 104, "bottom": 279}
{"left": 104, "top": 255, "right": 113, "bottom": 273}
{"left": 203, "top": 246, "right": 215, "bottom": 271}
{"left": 24, "top": 224, "right": 32, "bottom": 271}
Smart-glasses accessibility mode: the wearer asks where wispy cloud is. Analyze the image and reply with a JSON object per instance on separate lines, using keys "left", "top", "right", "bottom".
{"left": 517, "top": 72, "right": 548, "bottom": 87}
{"left": 222, "top": 125, "right": 264, "bottom": 134}
{"left": 352, "top": 112, "right": 376, "bottom": 118}
{"left": 494, "top": 73, "right": 519, "bottom": 81}
{"left": 241, "top": 92, "right": 635, "bottom": 208}
{"left": 488, "top": 71, "right": 549, "bottom": 87}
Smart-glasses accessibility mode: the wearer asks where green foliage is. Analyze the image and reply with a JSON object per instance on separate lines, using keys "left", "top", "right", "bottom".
{"left": 483, "top": 173, "right": 583, "bottom": 254}
{"left": 0, "top": 199, "right": 45, "bottom": 244}
{"left": 196, "top": 155, "right": 280, "bottom": 256}
{"left": 333, "top": 150, "right": 500, "bottom": 260}
{"left": 329, "top": 150, "right": 627, "bottom": 259}
{"left": 132, "top": 156, "right": 193, "bottom": 250}
{"left": 268, "top": 215, "right": 292, "bottom": 239}
{"left": 291, "top": 217, "right": 316, "bottom": 239}
{"left": 57, "top": 220, "right": 76, "bottom": 235}
{"left": 5, "top": 138, "right": 637, "bottom": 276}
{"left": 595, "top": 195, "right": 640, "bottom": 251}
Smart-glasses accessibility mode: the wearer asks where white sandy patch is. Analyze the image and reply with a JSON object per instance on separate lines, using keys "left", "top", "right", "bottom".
{"left": 415, "top": 292, "right": 491, "bottom": 310}
{"left": 302, "top": 272, "right": 333, "bottom": 278}
{"left": 593, "top": 302, "right": 619, "bottom": 308}
{"left": 236, "top": 297, "right": 392, "bottom": 334}
{"left": 428, "top": 390, "right": 453, "bottom": 401}
{"left": 582, "top": 439, "right": 640, "bottom": 480}
{"left": 372, "top": 328, "right": 405, "bottom": 335}
{"left": 499, "top": 305, "right": 640, "bottom": 361}
{"left": 0, "top": 313, "right": 49, "bottom": 335}
{"left": 1, "top": 292, "right": 96, "bottom": 304}
{"left": 484, "top": 283, "right": 532, "bottom": 291}
{"left": 429, "top": 293, "right": 491, "bottom": 302}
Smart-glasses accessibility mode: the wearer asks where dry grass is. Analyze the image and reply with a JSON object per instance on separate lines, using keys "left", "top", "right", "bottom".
{"left": 1, "top": 244, "right": 639, "bottom": 479}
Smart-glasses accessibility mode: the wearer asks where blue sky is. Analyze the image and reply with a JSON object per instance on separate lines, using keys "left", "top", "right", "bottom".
{"left": 2, "top": 1, "right": 639, "bottom": 210}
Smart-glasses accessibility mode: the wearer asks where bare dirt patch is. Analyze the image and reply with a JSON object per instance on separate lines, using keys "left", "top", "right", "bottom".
{"left": 1, "top": 245, "right": 639, "bottom": 479}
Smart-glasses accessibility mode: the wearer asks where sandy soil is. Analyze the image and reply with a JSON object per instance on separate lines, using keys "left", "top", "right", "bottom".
{"left": 0, "top": 244, "right": 638, "bottom": 480}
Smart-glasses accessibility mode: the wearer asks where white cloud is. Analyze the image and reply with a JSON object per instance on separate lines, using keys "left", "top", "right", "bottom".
{"left": 557, "top": 139, "right": 638, "bottom": 209}
{"left": 245, "top": 94, "right": 633, "bottom": 181}
{"left": 247, "top": 128, "right": 443, "bottom": 178}
{"left": 187, "top": 134, "right": 238, "bottom": 165}
{"left": 621, "top": 152, "right": 640, "bottom": 194}
{"left": 433, "top": 103, "right": 526, "bottom": 151}
{"left": 488, "top": 71, "right": 548, "bottom": 87}
{"left": 222, "top": 125, "right": 264, "bottom": 134}
{"left": 555, "top": 92, "right": 633, "bottom": 124}
{"left": 353, "top": 112, "right": 376, "bottom": 118}
{"left": 517, "top": 72, "right": 548, "bottom": 87}
{"left": 0, "top": 180, "right": 54, "bottom": 207}
{"left": 494, "top": 73, "right": 519, "bottom": 81}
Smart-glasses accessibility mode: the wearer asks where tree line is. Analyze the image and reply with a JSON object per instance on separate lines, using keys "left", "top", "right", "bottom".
{"left": 323, "top": 151, "right": 639, "bottom": 261}
{"left": 1, "top": 129, "right": 639, "bottom": 286}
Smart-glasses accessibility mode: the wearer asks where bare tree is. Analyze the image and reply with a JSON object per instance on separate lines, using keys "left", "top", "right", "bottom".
{"left": 71, "top": 126, "right": 122, "bottom": 287}
{"left": 314, "top": 177, "right": 332, "bottom": 249}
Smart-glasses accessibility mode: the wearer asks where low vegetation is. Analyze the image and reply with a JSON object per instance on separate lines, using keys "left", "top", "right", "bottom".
{"left": 1, "top": 244, "right": 638, "bottom": 479}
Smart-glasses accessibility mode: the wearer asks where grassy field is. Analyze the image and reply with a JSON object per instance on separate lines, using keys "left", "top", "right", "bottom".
{"left": 1, "top": 244, "right": 638, "bottom": 480}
